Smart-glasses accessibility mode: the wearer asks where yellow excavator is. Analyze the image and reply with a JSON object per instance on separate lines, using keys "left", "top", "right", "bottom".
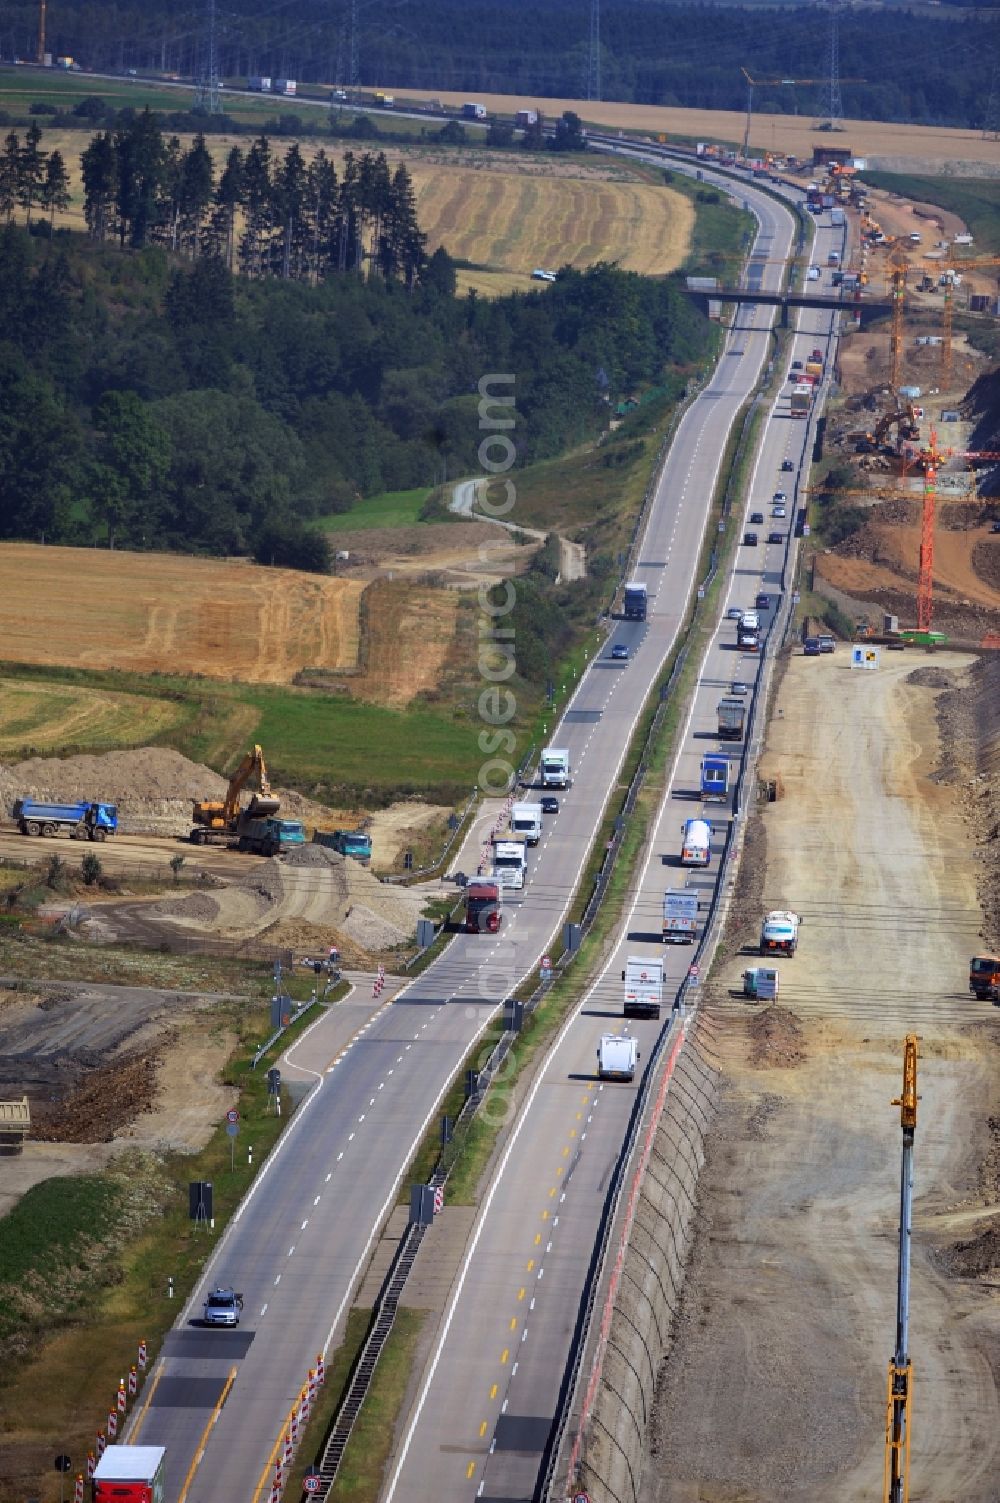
{"left": 190, "top": 745, "right": 281, "bottom": 846}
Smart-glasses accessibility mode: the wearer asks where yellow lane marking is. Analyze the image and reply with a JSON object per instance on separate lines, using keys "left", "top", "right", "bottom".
{"left": 128, "top": 1366, "right": 163, "bottom": 1441}
{"left": 517, "top": 1286, "right": 526, "bottom": 1301}
{"left": 501, "top": 1348, "right": 510, "bottom": 1364}
{"left": 509, "top": 1317, "right": 517, "bottom": 1331}
{"left": 467, "top": 1461, "right": 476, "bottom": 1479}
{"left": 480, "top": 1421, "right": 488, "bottom": 1437}
{"left": 179, "top": 1367, "right": 238, "bottom": 1503}
{"left": 490, "top": 1383, "right": 498, "bottom": 1399}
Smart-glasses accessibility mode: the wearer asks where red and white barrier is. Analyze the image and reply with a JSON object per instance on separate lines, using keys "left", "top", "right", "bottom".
{"left": 74, "top": 1474, "right": 84, "bottom": 1503}
{"left": 138, "top": 1339, "right": 147, "bottom": 1370}
{"left": 86, "top": 1454, "right": 96, "bottom": 1480}
{"left": 96, "top": 1433, "right": 106, "bottom": 1460}
{"left": 107, "top": 1411, "right": 117, "bottom": 1441}
{"left": 128, "top": 1365, "right": 138, "bottom": 1398}
{"left": 116, "top": 1381, "right": 127, "bottom": 1414}
{"left": 316, "top": 1353, "right": 325, "bottom": 1386}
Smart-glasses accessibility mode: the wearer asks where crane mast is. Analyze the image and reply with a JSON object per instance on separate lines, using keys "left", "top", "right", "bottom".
{"left": 883, "top": 1034, "right": 918, "bottom": 1503}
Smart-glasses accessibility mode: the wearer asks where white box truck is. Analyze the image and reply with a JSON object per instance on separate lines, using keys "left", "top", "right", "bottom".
{"left": 663, "top": 889, "right": 698, "bottom": 943}
{"left": 623, "top": 954, "right": 663, "bottom": 1018}
{"left": 541, "top": 748, "right": 571, "bottom": 788}
{"left": 510, "top": 802, "right": 543, "bottom": 845}
{"left": 491, "top": 834, "right": 527, "bottom": 890}
{"left": 597, "top": 1034, "right": 639, "bottom": 1081}
{"left": 680, "top": 817, "right": 712, "bottom": 867}
{"left": 93, "top": 1447, "right": 166, "bottom": 1503}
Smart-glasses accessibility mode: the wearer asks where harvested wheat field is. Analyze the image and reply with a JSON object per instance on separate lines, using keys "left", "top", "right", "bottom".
{"left": 38, "top": 130, "right": 692, "bottom": 291}
{"left": 0, "top": 677, "right": 186, "bottom": 755}
{"left": 0, "top": 543, "right": 364, "bottom": 685}
{"left": 396, "top": 90, "right": 1000, "bottom": 173}
{"left": 352, "top": 579, "right": 467, "bottom": 708}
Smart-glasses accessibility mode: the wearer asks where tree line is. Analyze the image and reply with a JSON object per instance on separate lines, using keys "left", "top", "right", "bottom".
{"left": 78, "top": 113, "right": 425, "bottom": 287}
{"left": 1, "top": 123, "right": 71, "bottom": 228}
{"left": 0, "top": 226, "right": 711, "bottom": 567}
{"left": 1, "top": 0, "right": 998, "bottom": 130}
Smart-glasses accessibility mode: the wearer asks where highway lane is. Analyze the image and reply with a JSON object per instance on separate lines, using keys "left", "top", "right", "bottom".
{"left": 384, "top": 185, "right": 845, "bottom": 1502}
{"left": 128, "top": 177, "right": 800, "bottom": 1503}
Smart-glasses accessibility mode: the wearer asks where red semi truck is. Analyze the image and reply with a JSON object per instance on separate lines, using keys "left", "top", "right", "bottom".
{"left": 464, "top": 880, "right": 502, "bottom": 933}
{"left": 93, "top": 1446, "right": 165, "bottom": 1503}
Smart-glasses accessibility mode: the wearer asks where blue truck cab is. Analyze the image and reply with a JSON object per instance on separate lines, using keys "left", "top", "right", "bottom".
{"left": 700, "top": 755, "right": 730, "bottom": 802}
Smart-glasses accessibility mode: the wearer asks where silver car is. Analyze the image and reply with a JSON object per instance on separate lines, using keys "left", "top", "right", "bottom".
{"left": 203, "top": 1288, "right": 242, "bottom": 1327}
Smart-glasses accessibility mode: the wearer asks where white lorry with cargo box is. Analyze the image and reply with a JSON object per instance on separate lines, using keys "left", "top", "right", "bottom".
{"left": 663, "top": 889, "right": 698, "bottom": 943}
{"left": 491, "top": 834, "right": 527, "bottom": 890}
{"left": 597, "top": 1034, "right": 639, "bottom": 1081}
{"left": 622, "top": 954, "right": 664, "bottom": 1018}
{"left": 540, "top": 747, "right": 571, "bottom": 788}
{"left": 510, "top": 802, "right": 543, "bottom": 845}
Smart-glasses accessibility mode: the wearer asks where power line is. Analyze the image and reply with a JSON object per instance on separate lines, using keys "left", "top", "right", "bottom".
{"left": 587, "top": 0, "right": 601, "bottom": 105}
{"left": 194, "top": 0, "right": 221, "bottom": 114}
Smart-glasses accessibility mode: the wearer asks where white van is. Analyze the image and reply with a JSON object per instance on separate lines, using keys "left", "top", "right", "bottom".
{"left": 680, "top": 818, "right": 712, "bottom": 867}
{"left": 597, "top": 1034, "right": 639, "bottom": 1082}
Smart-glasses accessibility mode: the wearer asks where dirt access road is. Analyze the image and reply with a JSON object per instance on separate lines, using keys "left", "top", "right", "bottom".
{"left": 642, "top": 651, "right": 1000, "bottom": 1503}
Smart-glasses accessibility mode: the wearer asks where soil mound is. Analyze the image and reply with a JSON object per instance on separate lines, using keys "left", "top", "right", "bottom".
{"left": 940, "top": 1221, "right": 1000, "bottom": 1281}
{"left": 0, "top": 747, "right": 227, "bottom": 817}
{"left": 745, "top": 1006, "right": 806, "bottom": 1069}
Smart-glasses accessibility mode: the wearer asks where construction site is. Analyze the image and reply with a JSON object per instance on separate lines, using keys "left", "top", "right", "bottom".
{"left": 797, "top": 170, "right": 1000, "bottom": 649}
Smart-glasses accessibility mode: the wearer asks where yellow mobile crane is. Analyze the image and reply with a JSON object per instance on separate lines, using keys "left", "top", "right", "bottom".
{"left": 884, "top": 1035, "right": 919, "bottom": 1503}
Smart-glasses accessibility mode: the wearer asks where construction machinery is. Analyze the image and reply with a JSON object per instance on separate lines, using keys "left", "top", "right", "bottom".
{"left": 739, "top": 68, "right": 863, "bottom": 160}
{"left": 884, "top": 1035, "right": 919, "bottom": 1503}
{"left": 846, "top": 403, "right": 921, "bottom": 458}
{"left": 938, "top": 253, "right": 1000, "bottom": 385}
{"left": 190, "top": 744, "right": 282, "bottom": 846}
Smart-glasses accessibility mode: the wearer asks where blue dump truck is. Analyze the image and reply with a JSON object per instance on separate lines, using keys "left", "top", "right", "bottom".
{"left": 13, "top": 798, "right": 118, "bottom": 842}
{"left": 622, "top": 581, "right": 648, "bottom": 621}
{"left": 313, "top": 829, "right": 373, "bottom": 864}
{"left": 235, "top": 814, "right": 306, "bottom": 856}
{"left": 700, "top": 755, "right": 730, "bottom": 802}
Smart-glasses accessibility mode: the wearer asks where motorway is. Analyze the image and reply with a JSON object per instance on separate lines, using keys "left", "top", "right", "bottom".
{"left": 127, "top": 164, "right": 833, "bottom": 1503}
{"left": 382, "top": 169, "right": 845, "bottom": 1503}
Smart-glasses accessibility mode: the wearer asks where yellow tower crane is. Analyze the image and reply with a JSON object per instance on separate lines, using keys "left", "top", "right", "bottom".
{"left": 938, "top": 255, "right": 1000, "bottom": 386}
{"left": 739, "top": 69, "right": 863, "bottom": 161}
{"left": 884, "top": 1034, "right": 919, "bottom": 1503}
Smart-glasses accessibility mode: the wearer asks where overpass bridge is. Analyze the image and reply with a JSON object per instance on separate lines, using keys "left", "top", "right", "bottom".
{"left": 686, "top": 280, "right": 892, "bottom": 328}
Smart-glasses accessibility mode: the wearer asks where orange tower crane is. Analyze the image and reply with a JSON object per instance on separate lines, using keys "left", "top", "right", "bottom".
{"left": 905, "top": 434, "right": 1000, "bottom": 631}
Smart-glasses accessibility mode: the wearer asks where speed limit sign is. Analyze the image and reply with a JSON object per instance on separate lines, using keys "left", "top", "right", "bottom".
{"left": 303, "top": 1474, "right": 321, "bottom": 1494}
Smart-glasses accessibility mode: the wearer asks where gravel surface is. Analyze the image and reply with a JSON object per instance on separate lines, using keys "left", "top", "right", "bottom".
{"left": 641, "top": 652, "right": 1000, "bottom": 1503}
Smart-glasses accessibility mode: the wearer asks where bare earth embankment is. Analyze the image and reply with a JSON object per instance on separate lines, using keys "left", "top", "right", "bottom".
{"left": 641, "top": 651, "right": 1000, "bottom": 1503}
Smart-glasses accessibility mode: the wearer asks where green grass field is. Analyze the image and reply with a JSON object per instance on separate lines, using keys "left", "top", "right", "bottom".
{"left": 0, "top": 660, "right": 481, "bottom": 802}
{"left": 0, "top": 64, "right": 486, "bottom": 144}
{"left": 867, "top": 171, "right": 1000, "bottom": 254}
{"left": 314, "top": 489, "right": 434, "bottom": 532}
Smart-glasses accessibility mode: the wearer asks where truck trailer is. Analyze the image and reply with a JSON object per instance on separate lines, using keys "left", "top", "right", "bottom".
{"left": 92, "top": 1446, "right": 166, "bottom": 1503}
{"left": 235, "top": 814, "right": 306, "bottom": 856}
{"left": 662, "top": 888, "right": 698, "bottom": 943}
{"left": 700, "top": 754, "right": 730, "bottom": 802}
{"left": 14, "top": 798, "right": 117, "bottom": 841}
{"left": 716, "top": 696, "right": 746, "bottom": 741}
{"left": 790, "top": 383, "right": 812, "bottom": 418}
{"left": 464, "top": 880, "right": 502, "bottom": 933}
{"left": 314, "top": 828, "right": 373, "bottom": 863}
{"left": 622, "top": 581, "right": 648, "bottom": 621}
{"left": 622, "top": 954, "right": 663, "bottom": 1018}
